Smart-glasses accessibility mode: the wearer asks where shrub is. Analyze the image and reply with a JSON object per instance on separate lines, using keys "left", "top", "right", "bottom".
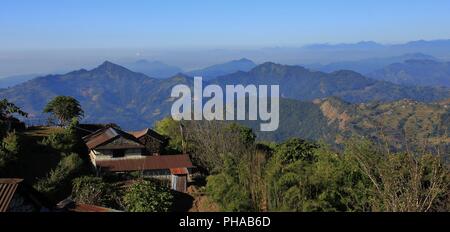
{"left": 123, "top": 180, "right": 173, "bottom": 212}
{"left": 35, "top": 153, "right": 84, "bottom": 198}
{"left": 72, "top": 176, "right": 118, "bottom": 208}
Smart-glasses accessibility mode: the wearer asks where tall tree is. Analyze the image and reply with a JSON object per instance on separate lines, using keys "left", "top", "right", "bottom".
{"left": 43, "top": 96, "right": 84, "bottom": 126}
{"left": 0, "top": 99, "right": 28, "bottom": 119}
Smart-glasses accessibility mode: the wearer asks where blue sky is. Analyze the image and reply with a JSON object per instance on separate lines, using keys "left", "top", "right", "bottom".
{"left": 1, "top": 0, "right": 450, "bottom": 49}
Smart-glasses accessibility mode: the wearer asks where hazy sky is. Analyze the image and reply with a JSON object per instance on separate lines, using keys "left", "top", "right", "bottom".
{"left": 2, "top": 0, "right": 450, "bottom": 50}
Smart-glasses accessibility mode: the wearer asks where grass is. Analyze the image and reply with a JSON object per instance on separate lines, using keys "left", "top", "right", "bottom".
{"left": 22, "top": 126, "right": 64, "bottom": 138}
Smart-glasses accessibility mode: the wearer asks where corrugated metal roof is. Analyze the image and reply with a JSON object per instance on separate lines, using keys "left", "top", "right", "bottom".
{"left": 56, "top": 198, "right": 121, "bottom": 212}
{"left": 129, "top": 128, "right": 167, "bottom": 142}
{"left": 0, "top": 179, "right": 23, "bottom": 212}
{"left": 70, "top": 203, "right": 122, "bottom": 212}
{"left": 96, "top": 154, "right": 194, "bottom": 172}
{"left": 84, "top": 126, "right": 144, "bottom": 150}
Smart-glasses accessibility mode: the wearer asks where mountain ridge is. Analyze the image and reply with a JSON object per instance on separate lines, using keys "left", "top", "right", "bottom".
{"left": 187, "top": 58, "right": 257, "bottom": 80}
{"left": 368, "top": 59, "right": 450, "bottom": 87}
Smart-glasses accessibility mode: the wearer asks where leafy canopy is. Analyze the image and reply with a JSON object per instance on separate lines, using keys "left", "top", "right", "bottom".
{"left": 44, "top": 96, "right": 84, "bottom": 126}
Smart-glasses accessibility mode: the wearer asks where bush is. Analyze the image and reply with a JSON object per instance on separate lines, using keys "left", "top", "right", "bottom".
{"left": 35, "top": 153, "right": 84, "bottom": 199}
{"left": 72, "top": 176, "right": 119, "bottom": 208}
{"left": 42, "top": 120, "right": 82, "bottom": 154}
{"left": 0, "top": 132, "right": 21, "bottom": 169}
{"left": 123, "top": 180, "right": 173, "bottom": 212}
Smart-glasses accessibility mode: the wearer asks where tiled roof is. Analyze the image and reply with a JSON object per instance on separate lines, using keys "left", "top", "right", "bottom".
{"left": 96, "top": 154, "right": 194, "bottom": 172}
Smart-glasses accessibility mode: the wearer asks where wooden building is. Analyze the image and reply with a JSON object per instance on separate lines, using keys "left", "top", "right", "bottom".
{"left": 83, "top": 125, "right": 193, "bottom": 192}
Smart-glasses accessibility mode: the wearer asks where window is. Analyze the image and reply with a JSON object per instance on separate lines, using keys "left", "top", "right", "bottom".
{"left": 112, "top": 149, "right": 126, "bottom": 158}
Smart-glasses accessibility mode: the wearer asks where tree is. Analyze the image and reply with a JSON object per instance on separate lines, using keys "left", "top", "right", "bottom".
{"left": 346, "top": 138, "right": 449, "bottom": 212}
{"left": 206, "top": 155, "right": 254, "bottom": 212}
{"left": 265, "top": 139, "right": 372, "bottom": 212}
{"left": 0, "top": 99, "right": 28, "bottom": 119}
{"left": 273, "top": 138, "right": 319, "bottom": 164}
{"left": 0, "top": 132, "right": 21, "bottom": 170}
{"left": 123, "top": 180, "right": 174, "bottom": 212}
{"left": 184, "top": 121, "right": 257, "bottom": 173}
{"left": 43, "top": 96, "right": 84, "bottom": 126}
{"left": 154, "top": 117, "right": 183, "bottom": 153}
{"left": 225, "top": 123, "right": 256, "bottom": 147}
{"left": 0, "top": 99, "right": 27, "bottom": 138}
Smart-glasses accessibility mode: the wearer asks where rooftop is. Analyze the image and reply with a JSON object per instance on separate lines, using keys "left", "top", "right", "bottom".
{"left": 96, "top": 154, "right": 194, "bottom": 172}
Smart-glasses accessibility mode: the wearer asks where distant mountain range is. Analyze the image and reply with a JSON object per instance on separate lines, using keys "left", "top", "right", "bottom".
{"left": 0, "top": 61, "right": 448, "bottom": 150}
{"left": 213, "top": 62, "right": 450, "bottom": 103}
{"left": 123, "top": 60, "right": 183, "bottom": 78}
{"left": 0, "top": 61, "right": 193, "bottom": 129}
{"left": 2, "top": 39, "right": 450, "bottom": 79}
{"left": 368, "top": 59, "right": 450, "bottom": 87}
{"left": 187, "top": 58, "right": 257, "bottom": 80}
{"left": 0, "top": 74, "right": 40, "bottom": 89}
{"left": 301, "top": 40, "right": 450, "bottom": 58}
{"left": 121, "top": 58, "right": 257, "bottom": 80}
{"left": 306, "top": 53, "right": 436, "bottom": 74}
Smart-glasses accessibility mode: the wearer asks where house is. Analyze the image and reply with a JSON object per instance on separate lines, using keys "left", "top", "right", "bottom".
{"left": 0, "top": 178, "right": 52, "bottom": 212}
{"left": 129, "top": 128, "right": 168, "bottom": 155}
{"left": 84, "top": 126, "right": 146, "bottom": 163}
{"left": 83, "top": 125, "right": 193, "bottom": 192}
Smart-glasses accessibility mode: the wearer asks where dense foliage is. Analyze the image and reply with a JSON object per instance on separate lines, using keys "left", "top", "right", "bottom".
{"left": 123, "top": 180, "right": 174, "bottom": 212}
{"left": 72, "top": 176, "right": 119, "bottom": 208}
{"left": 42, "top": 118, "right": 84, "bottom": 154}
{"left": 194, "top": 120, "right": 450, "bottom": 212}
{"left": 34, "top": 153, "right": 84, "bottom": 200}
{"left": 154, "top": 117, "right": 184, "bottom": 153}
{"left": 0, "top": 132, "right": 21, "bottom": 170}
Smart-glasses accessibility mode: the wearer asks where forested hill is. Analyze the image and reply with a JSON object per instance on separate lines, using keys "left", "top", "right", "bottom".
{"left": 213, "top": 62, "right": 450, "bottom": 103}
{"left": 0, "top": 61, "right": 448, "bottom": 151}
{"left": 245, "top": 97, "right": 449, "bottom": 152}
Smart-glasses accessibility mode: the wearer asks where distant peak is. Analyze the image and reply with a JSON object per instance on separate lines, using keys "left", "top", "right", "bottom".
{"left": 254, "top": 62, "right": 281, "bottom": 70}
{"left": 250, "top": 62, "right": 308, "bottom": 75}
{"left": 101, "top": 60, "right": 115, "bottom": 66}
{"left": 236, "top": 58, "right": 254, "bottom": 63}
{"left": 95, "top": 61, "right": 128, "bottom": 71}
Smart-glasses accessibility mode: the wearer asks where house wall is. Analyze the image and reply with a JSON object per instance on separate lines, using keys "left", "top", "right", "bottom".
{"left": 93, "top": 148, "right": 144, "bottom": 160}
{"left": 143, "top": 169, "right": 172, "bottom": 181}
